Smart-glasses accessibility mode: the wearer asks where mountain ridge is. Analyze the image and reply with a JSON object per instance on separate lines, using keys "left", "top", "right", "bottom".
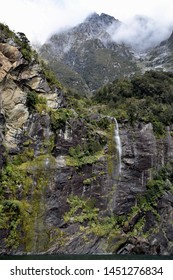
{"left": 40, "top": 12, "right": 138, "bottom": 93}
{"left": 40, "top": 12, "right": 173, "bottom": 93}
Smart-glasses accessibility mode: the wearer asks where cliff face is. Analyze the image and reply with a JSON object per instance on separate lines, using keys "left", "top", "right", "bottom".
{"left": 45, "top": 121, "right": 173, "bottom": 255}
{"left": 0, "top": 28, "right": 63, "bottom": 150}
{"left": 1, "top": 24, "right": 173, "bottom": 255}
{"left": 114, "top": 122, "right": 173, "bottom": 255}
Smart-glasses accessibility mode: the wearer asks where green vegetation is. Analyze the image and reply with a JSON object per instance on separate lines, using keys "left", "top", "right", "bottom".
{"left": 0, "top": 23, "right": 14, "bottom": 40}
{"left": 66, "top": 126, "right": 106, "bottom": 168}
{"left": 49, "top": 108, "right": 73, "bottom": 131}
{"left": 0, "top": 23, "right": 38, "bottom": 62}
{"left": 63, "top": 160, "right": 173, "bottom": 252}
{"left": 16, "top": 32, "right": 33, "bottom": 61}
{"left": 65, "top": 88, "right": 93, "bottom": 116}
{"left": 40, "top": 61, "right": 62, "bottom": 89}
{"left": 26, "top": 91, "right": 39, "bottom": 112}
{"left": 64, "top": 195, "right": 99, "bottom": 223}
{"left": 117, "top": 161, "right": 173, "bottom": 238}
{"left": 93, "top": 70, "right": 173, "bottom": 136}
{"left": 0, "top": 200, "right": 24, "bottom": 250}
{"left": 63, "top": 194, "right": 129, "bottom": 253}
{"left": 43, "top": 59, "right": 88, "bottom": 94}
{"left": 35, "top": 96, "right": 48, "bottom": 114}
{"left": 66, "top": 149, "right": 103, "bottom": 168}
{"left": 83, "top": 176, "right": 96, "bottom": 185}
{"left": 26, "top": 91, "right": 48, "bottom": 113}
{"left": 0, "top": 151, "right": 56, "bottom": 252}
{"left": 64, "top": 195, "right": 120, "bottom": 238}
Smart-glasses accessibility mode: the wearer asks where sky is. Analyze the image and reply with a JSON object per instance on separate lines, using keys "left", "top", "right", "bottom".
{"left": 0, "top": 0, "right": 173, "bottom": 48}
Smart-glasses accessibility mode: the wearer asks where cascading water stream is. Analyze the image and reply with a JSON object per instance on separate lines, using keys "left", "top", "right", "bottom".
{"left": 113, "top": 118, "right": 122, "bottom": 175}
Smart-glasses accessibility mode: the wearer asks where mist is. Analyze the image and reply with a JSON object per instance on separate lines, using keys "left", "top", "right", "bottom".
{"left": 0, "top": 0, "right": 173, "bottom": 49}
{"left": 0, "top": 0, "right": 93, "bottom": 44}
{"left": 108, "top": 16, "right": 173, "bottom": 52}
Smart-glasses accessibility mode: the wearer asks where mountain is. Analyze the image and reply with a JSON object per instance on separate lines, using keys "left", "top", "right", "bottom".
{"left": 142, "top": 30, "right": 173, "bottom": 71}
{"left": 40, "top": 13, "right": 139, "bottom": 93}
{"left": 40, "top": 13, "right": 173, "bottom": 94}
{"left": 1, "top": 21, "right": 173, "bottom": 256}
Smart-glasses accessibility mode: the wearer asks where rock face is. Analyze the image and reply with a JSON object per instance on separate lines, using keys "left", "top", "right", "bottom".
{"left": 44, "top": 121, "right": 173, "bottom": 255}
{"left": 1, "top": 23, "right": 173, "bottom": 256}
{"left": 117, "top": 123, "right": 173, "bottom": 255}
{"left": 143, "top": 31, "right": 173, "bottom": 72}
{"left": 0, "top": 29, "right": 63, "bottom": 149}
{"left": 40, "top": 13, "right": 138, "bottom": 93}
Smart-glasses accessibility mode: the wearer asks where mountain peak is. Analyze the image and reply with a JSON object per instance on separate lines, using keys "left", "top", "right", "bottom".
{"left": 40, "top": 11, "right": 136, "bottom": 93}
{"left": 100, "top": 13, "right": 118, "bottom": 24}
{"left": 85, "top": 12, "right": 118, "bottom": 26}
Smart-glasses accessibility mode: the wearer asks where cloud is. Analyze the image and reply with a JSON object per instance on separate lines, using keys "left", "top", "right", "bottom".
{"left": 0, "top": 0, "right": 92, "bottom": 44}
{"left": 0, "top": 0, "right": 173, "bottom": 47}
{"left": 109, "top": 16, "right": 173, "bottom": 51}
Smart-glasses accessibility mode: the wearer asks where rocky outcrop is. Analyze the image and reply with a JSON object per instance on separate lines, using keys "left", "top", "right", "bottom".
{"left": 0, "top": 39, "right": 63, "bottom": 149}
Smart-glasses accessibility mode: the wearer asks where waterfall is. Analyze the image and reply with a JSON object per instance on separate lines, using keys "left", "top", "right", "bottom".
{"left": 113, "top": 118, "right": 122, "bottom": 175}
{"left": 44, "top": 157, "right": 50, "bottom": 168}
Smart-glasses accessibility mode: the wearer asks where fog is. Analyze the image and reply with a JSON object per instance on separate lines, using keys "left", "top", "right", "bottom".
{"left": 0, "top": 0, "right": 173, "bottom": 49}
{"left": 0, "top": 0, "right": 93, "bottom": 44}
{"left": 109, "top": 16, "right": 173, "bottom": 52}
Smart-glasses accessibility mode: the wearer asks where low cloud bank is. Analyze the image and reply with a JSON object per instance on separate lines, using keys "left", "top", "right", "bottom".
{"left": 108, "top": 16, "right": 173, "bottom": 52}
{"left": 0, "top": 0, "right": 173, "bottom": 49}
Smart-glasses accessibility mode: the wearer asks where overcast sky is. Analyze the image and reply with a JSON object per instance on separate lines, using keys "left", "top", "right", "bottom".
{"left": 0, "top": 0, "right": 173, "bottom": 46}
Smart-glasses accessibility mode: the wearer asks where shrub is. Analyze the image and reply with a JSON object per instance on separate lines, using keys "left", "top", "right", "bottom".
{"left": 35, "top": 96, "right": 48, "bottom": 113}
{"left": 41, "top": 61, "right": 62, "bottom": 89}
{"left": 26, "top": 91, "right": 38, "bottom": 112}
{"left": 49, "top": 108, "right": 73, "bottom": 131}
{"left": 93, "top": 70, "right": 173, "bottom": 136}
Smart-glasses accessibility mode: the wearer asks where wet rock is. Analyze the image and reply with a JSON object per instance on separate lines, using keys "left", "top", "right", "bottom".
{"left": 166, "top": 225, "right": 173, "bottom": 241}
